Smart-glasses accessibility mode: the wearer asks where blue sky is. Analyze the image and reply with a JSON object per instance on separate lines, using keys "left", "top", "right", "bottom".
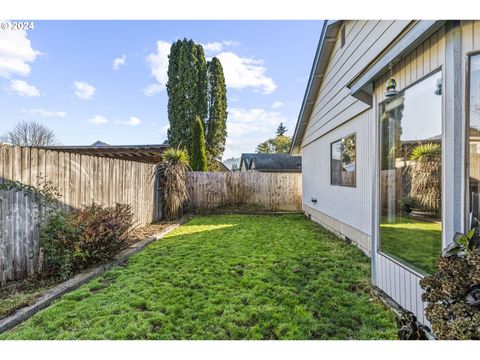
{"left": 0, "top": 20, "right": 323, "bottom": 159}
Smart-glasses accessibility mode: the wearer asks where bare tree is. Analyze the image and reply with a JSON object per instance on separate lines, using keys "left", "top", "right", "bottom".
{"left": 1, "top": 121, "right": 58, "bottom": 146}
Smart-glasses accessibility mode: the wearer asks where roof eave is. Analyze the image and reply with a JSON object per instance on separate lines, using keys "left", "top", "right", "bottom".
{"left": 290, "top": 20, "right": 342, "bottom": 155}
{"left": 348, "top": 20, "right": 446, "bottom": 103}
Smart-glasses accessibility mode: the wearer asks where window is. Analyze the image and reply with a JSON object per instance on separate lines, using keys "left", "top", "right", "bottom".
{"left": 330, "top": 133, "right": 356, "bottom": 187}
{"left": 379, "top": 71, "right": 442, "bottom": 275}
{"left": 468, "top": 54, "right": 480, "bottom": 230}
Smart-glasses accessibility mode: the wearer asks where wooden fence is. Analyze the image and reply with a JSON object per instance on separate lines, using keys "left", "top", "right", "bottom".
{"left": 187, "top": 171, "right": 302, "bottom": 211}
{"left": 0, "top": 145, "right": 161, "bottom": 285}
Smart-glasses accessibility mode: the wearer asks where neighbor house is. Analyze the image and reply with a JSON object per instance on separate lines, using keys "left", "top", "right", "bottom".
{"left": 291, "top": 20, "right": 480, "bottom": 324}
{"left": 239, "top": 153, "right": 302, "bottom": 172}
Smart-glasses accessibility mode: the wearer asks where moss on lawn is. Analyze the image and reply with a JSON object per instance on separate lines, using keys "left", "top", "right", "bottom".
{"left": 1, "top": 215, "right": 397, "bottom": 340}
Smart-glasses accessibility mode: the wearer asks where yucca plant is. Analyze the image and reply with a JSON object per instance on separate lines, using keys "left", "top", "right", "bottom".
{"left": 154, "top": 148, "right": 190, "bottom": 220}
{"left": 409, "top": 142, "right": 441, "bottom": 213}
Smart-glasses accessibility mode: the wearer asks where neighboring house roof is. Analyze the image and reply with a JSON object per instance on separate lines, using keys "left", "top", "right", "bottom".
{"left": 216, "top": 161, "right": 230, "bottom": 172}
{"left": 240, "top": 153, "right": 302, "bottom": 172}
{"left": 91, "top": 140, "right": 110, "bottom": 147}
{"left": 291, "top": 20, "right": 445, "bottom": 155}
{"left": 39, "top": 144, "right": 169, "bottom": 163}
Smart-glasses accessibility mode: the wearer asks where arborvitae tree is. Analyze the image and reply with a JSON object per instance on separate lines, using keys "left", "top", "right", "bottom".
{"left": 166, "top": 39, "right": 208, "bottom": 157}
{"left": 205, "top": 57, "right": 228, "bottom": 170}
{"left": 195, "top": 44, "right": 208, "bottom": 124}
{"left": 276, "top": 122, "right": 287, "bottom": 136}
{"left": 191, "top": 116, "right": 207, "bottom": 171}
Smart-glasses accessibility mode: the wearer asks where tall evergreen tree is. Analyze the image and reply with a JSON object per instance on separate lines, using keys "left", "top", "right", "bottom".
{"left": 205, "top": 57, "right": 228, "bottom": 170}
{"left": 276, "top": 123, "right": 287, "bottom": 136}
{"left": 191, "top": 116, "right": 207, "bottom": 171}
{"left": 166, "top": 39, "right": 208, "bottom": 159}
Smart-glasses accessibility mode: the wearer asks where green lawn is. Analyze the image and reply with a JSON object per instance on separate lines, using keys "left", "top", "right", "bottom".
{"left": 1, "top": 214, "right": 397, "bottom": 340}
{"left": 380, "top": 216, "right": 441, "bottom": 275}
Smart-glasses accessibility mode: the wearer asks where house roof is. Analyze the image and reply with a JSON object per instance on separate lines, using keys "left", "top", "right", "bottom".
{"left": 39, "top": 144, "right": 169, "bottom": 163}
{"left": 216, "top": 161, "right": 230, "bottom": 172}
{"left": 240, "top": 153, "right": 301, "bottom": 172}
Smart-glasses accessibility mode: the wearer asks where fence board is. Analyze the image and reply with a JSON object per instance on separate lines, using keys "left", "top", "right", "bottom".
{"left": 187, "top": 171, "right": 302, "bottom": 211}
{"left": 0, "top": 145, "right": 161, "bottom": 285}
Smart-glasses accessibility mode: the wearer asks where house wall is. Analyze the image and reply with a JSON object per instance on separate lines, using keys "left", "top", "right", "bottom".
{"left": 302, "top": 109, "right": 373, "bottom": 255}
{"left": 301, "top": 20, "right": 411, "bottom": 254}
{"left": 301, "top": 21, "right": 451, "bottom": 325}
{"left": 301, "top": 20, "right": 480, "bottom": 326}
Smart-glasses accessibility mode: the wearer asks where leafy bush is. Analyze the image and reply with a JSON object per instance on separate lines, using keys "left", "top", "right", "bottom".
{"left": 40, "top": 203, "right": 133, "bottom": 279}
{"left": 75, "top": 203, "right": 134, "bottom": 268}
{"left": 420, "top": 229, "right": 480, "bottom": 339}
{"left": 39, "top": 210, "right": 80, "bottom": 279}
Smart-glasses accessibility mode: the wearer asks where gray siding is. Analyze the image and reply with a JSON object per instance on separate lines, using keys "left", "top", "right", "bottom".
{"left": 302, "top": 20, "right": 411, "bottom": 147}
{"left": 302, "top": 110, "right": 374, "bottom": 238}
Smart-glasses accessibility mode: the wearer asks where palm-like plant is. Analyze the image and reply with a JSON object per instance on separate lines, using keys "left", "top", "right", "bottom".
{"left": 409, "top": 142, "right": 441, "bottom": 213}
{"left": 154, "top": 148, "right": 190, "bottom": 220}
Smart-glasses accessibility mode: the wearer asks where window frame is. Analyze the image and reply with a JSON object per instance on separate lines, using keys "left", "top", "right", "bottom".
{"left": 330, "top": 132, "right": 357, "bottom": 188}
{"left": 376, "top": 68, "right": 444, "bottom": 275}
{"left": 465, "top": 51, "right": 480, "bottom": 231}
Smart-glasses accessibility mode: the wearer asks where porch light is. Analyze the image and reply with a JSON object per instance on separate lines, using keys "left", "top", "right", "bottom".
{"left": 385, "top": 78, "right": 398, "bottom": 97}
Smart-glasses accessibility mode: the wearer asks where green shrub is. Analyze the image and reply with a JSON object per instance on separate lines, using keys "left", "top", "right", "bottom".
{"left": 40, "top": 203, "right": 134, "bottom": 279}
{"left": 39, "top": 210, "right": 80, "bottom": 279}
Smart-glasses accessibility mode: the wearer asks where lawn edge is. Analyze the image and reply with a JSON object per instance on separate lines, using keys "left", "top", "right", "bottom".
{"left": 0, "top": 215, "right": 192, "bottom": 334}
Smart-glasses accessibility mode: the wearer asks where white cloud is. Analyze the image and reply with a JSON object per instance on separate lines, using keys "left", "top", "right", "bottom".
{"left": 124, "top": 116, "right": 141, "bottom": 126}
{"left": 144, "top": 40, "right": 171, "bottom": 95}
{"left": 161, "top": 124, "right": 169, "bottom": 140}
{"left": 21, "top": 108, "right": 66, "bottom": 117}
{"left": 223, "top": 40, "right": 241, "bottom": 47}
{"left": 113, "top": 54, "right": 126, "bottom": 70}
{"left": 0, "top": 20, "right": 40, "bottom": 78}
{"left": 88, "top": 115, "right": 108, "bottom": 125}
{"left": 216, "top": 52, "right": 277, "bottom": 94}
{"left": 74, "top": 81, "right": 96, "bottom": 100}
{"left": 143, "top": 83, "right": 163, "bottom": 97}
{"left": 224, "top": 107, "right": 290, "bottom": 159}
{"left": 144, "top": 40, "right": 276, "bottom": 96}
{"left": 272, "top": 101, "right": 284, "bottom": 109}
{"left": 201, "top": 42, "right": 223, "bottom": 55}
{"left": 8, "top": 79, "right": 40, "bottom": 97}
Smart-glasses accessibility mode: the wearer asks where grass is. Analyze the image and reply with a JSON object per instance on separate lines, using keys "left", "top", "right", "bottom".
{"left": 380, "top": 215, "right": 441, "bottom": 275}
{"left": 0, "top": 214, "right": 397, "bottom": 340}
{"left": 0, "top": 222, "right": 171, "bottom": 321}
{"left": 0, "top": 279, "right": 56, "bottom": 319}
